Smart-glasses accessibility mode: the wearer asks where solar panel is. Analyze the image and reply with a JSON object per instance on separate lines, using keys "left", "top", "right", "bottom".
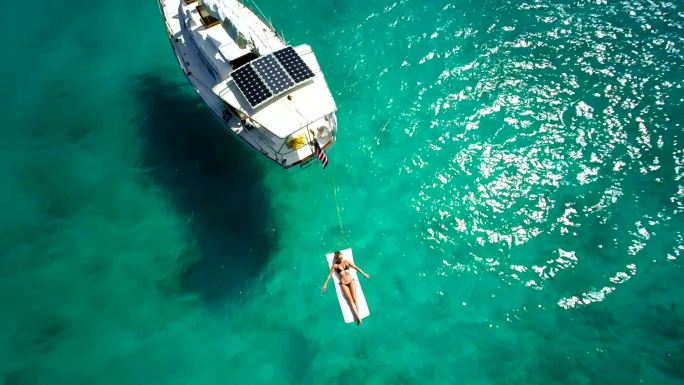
{"left": 273, "top": 47, "right": 315, "bottom": 84}
{"left": 231, "top": 64, "right": 272, "bottom": 107}
{"left": 252, "top": 54, "right": 295, "bottom": 95}
{"left": 230, "top": 47, "right": 315, "bottom": 108}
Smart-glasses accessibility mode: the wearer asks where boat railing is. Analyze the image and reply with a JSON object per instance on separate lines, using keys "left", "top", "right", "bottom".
{"left": 243, "top": 0, "right": 286, "bottom": 43}
{"left": 215, "top": 0, "right": 283, "bottom": 54}
{"left": 230, "top": 111, "right": 335, "bottom": 165}
{"left": 275, "top": 112, "right": 336, "bottom": 157}
{"left": 237, "top": 119, "right": 288, "bottom": 163}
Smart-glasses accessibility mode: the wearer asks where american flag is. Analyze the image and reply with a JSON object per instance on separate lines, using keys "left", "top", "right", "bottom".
{"left": 314, "top": 139, "right": 329, "bottom": 169}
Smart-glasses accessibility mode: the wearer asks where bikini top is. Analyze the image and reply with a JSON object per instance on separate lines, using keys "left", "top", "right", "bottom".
{"left": 337, "top": 263, "right": 350, "bottom": 273}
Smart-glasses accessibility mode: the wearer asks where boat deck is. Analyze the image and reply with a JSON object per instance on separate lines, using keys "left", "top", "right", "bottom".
{"left": 157, "top": 0, "right": 335, "bottom": 168}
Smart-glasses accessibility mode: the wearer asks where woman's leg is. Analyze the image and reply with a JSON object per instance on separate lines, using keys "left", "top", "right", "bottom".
{"left": 348, "top": 282, "right": 362, "bottom": 325}
{"left": 349, "top": 280, "right": 358, "bottom": 305}
{"left": 340, "top": 284, "right": 362, "bottom": 325}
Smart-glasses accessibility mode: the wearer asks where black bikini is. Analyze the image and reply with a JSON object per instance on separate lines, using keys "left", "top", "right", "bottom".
{"left": 337, "top": 264, "right": 353, "bottom": 286}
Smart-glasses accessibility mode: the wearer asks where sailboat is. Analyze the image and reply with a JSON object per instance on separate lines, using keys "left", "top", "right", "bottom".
{"left": 157, "top": 0, "right": 337, "bottom": 168}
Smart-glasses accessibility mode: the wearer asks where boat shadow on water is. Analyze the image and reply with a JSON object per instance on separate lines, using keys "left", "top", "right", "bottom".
{"left": 134, "top": 73, "right": 274, "bottom": 308}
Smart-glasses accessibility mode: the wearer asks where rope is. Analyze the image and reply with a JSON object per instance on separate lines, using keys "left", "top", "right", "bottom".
{"left": 327, "top": 117, "right": 391, "bottom": 249}
{"left": 331, "top": 169, "right": 348, "bottom": 248}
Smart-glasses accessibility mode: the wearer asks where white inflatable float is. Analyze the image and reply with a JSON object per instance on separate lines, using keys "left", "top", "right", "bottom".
{"left": 325, "top": 248, "right": 370, "bottom": 323}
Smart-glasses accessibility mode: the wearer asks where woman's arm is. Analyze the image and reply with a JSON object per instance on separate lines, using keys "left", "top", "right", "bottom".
{"left": 321, "top": 266, "right": 336, "bottom": 292}
{"left": 349, "top": 262, "right": 370, "bottom": 279}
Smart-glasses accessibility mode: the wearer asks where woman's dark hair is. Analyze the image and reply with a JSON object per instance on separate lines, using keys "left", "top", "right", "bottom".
{"left": 333, "top": 251, "right": 342, "bottom": 263}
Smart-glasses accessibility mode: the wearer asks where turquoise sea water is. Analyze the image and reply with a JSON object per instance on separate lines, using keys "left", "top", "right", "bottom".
{"left": 1, "top": 0, "right": 683, "bottom": 383}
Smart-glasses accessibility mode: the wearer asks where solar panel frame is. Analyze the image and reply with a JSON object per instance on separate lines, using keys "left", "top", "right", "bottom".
{"left": 229, "top": 47, "right": 316, "bottom": 109}
{"left": 231, "top": 64, "right": 273, "bottom": 108}
{"left": 273, "top": 47, "right": 315, "bottom": 84}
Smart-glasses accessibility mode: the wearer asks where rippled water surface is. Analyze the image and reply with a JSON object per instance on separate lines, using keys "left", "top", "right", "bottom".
{"left": 1, "top": 0, "right": 683, "bottom": 383}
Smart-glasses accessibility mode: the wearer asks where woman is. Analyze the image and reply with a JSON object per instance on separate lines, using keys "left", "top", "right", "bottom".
{"left": 321, "top": 251, "right": 370, "bottom": 325}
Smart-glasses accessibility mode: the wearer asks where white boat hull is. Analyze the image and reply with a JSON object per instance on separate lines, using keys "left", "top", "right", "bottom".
{"left": 157, "top": 0, "right": 336, "bottom": 168}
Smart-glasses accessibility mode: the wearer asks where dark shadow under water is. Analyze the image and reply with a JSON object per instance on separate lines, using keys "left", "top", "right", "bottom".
{"left": 134, "top": 73, "right": 274, "bottom": 307}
